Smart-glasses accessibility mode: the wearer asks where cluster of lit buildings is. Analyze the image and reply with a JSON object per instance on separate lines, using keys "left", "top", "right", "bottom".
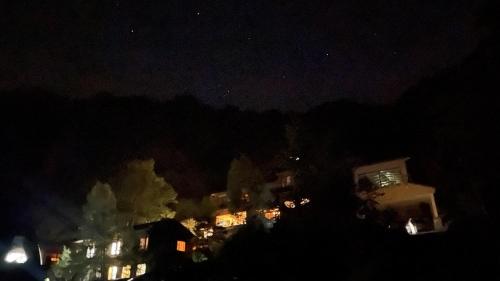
{"left": 37, "top": 219, "right": 192, "bottom": 281}
{"left": 32, "top": 158, "right": 445, "bottom": 280}
{"left": 38, "top": 169, "right": 308, "bottom": 281}
{"left": 185, "top": 169, "right": 311, "bottom": 256}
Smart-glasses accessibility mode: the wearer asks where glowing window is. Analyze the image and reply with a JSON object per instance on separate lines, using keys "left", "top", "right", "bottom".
{"left": 359, "top": 168, "right": 404, "bottom": 190}
{"left": 136, "top": 263, "right": 147, "bottom": 276}
{"left": 139, "top": 236, "right": 149, "bottom": 250}
{"left": 215, "top": 211, "right": 247, "bottom": 227}
{"left": 200, "top": 227, "right": 214, "bottom": 239}
{"left": 241, "top": 192, "right": 250, "bottom": 202}
{"left": 50, "top": 254, "right": 60, "bottom": 263}
{"left": 86, "top": 243, "right": 96, "bottom": 258}
{"left": 176, "top": 240, "right": 186, "bottom": 252}
{"left": 284, "top": 200, "right": 296, "bottom": 208}
{"left": 109, "top": 240, "right": 122, "bottom": 257}
{"left": 262, "top": 208, "right": 280, "bottom": 221}
{"left": 121, "top": 265, "right": 131, "bottom": 279}
{"left": 107, "top": 266, "right": 118, "bottom": 280}
{"left": 406, "top": 218, "right": 418, "bottom": 235}
{"left": 300, "top": 198, "right": 310, "bottom": 206}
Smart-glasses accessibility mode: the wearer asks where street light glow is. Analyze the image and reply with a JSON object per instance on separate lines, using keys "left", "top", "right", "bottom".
{"left": 4, "top": 246, "right": 28, "bottom": 264}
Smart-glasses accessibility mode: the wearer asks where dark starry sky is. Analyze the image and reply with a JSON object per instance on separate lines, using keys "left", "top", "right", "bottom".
{"left": 0, "top": 0, "right": 485, "bottom": 110}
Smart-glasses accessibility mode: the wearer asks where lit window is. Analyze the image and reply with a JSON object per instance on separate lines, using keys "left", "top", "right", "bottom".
{"left": 300, "top": 198, "right": 310, "bottom": 206}
{"left": 359, "top": 168, "right": 404, "bottom": 190}
{"left": 406, "top": 218, "right": 418, "bottom": 235}
{"left": 120, "top": 265, "right": 131, "bottom": 279}
{"left": 136, "top": 263, "right": 147, "bottom": 276}
{"left": 241, "top": 192, "right": 250, "bottom": 202}
{"left": 176, "top": 240, "right": 186, "bottom": 252}
{"left": 86, "top": 243, "right": 96, "bottom": 258}
{"left": 107, "top": 266, "right": 118, "bottom": 280}
{"left": 262, "top": 208, "right": 280, "bottom": 221}
{"left": 139, "top": 236, "right": 149, "bottom": 250}
{"left": 200, "top": 227, "right": 214, "bottom": 239}
{"left": 284, "top": 200, "right": 296, "bottom": 208}
{"left": 109, "top": 240, "right": 122, "bottom": 257}
{"left": 215, "top": 211, "right": 247, "bottom": 227}
{"left": 50, "top": 254, "right": 60, "bottom": 263}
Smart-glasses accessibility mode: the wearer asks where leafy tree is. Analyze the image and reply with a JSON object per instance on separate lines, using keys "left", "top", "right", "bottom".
{"left": 180, "top": 218, "right": 198, "bottom": 235}
{"left": 226, "top": 154, "right": 270, "bottom": 211}
{"left": 112, "top": 159, "right": 178, "bottom": 224}
{"left": 51, "top": 182, "right": 136, "bottom": 281}
{"left": 50, "top": 246, "right": 72, "bottom": 280}
{"left": 176, "top": 196, "right": 216, "bottom": 220}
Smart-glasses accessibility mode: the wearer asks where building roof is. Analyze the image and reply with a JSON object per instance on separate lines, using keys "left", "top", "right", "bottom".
{"left": 134, "top": 219, "right": 193, "bottom": 240}
{"left": 353, "top": 157, "right": 410, "bottom": 175}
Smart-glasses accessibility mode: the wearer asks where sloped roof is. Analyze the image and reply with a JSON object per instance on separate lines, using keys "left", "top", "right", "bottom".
{"left": 353, "top": 157, "right": 410, "bottom": 175}
{"left": 134, "top": 219, "right": 193, "bottom": 240}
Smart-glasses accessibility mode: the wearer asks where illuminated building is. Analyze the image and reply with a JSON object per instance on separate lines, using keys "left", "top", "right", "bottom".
{"left": 354, "top": 158, "right": 444, "bottom": 233}
{"left": 215, "top": 209, "right": 247, "bottom": 228}
{"left": 50, "top": 219, "right": 193, "bottom": 280}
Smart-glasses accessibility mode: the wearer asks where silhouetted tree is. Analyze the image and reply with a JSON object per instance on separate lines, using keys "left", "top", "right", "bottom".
{"left": 226, "top": 154, "right": 267, "bottom": 211}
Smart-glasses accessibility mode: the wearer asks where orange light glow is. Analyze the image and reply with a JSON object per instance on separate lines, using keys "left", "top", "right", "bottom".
{"left": 176, "top": 240, "right": 186, "bottom": 252}
{"left": 284, "top": 200, "right": 296, "bottom": 208}
{"left": 215, "top": 211, "right": 247, "bottom": 227}
{"left": 262, "top": 208, "right": 280, "bottom": 221}
{"left": 139, "top": 236, "right": 149, "bottom": 250}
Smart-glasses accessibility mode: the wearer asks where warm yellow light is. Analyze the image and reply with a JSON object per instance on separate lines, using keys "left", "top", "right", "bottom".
{"left": 107, "top": 266, "right": 118, "bottom": 280}
{"left": 109, "top": 240, "right": 122, "bottom": 256}
{"left": 262, "top": 208, "right": 280, "bottom": 220}
{"left": 176, "top": 240, "right": 186, "bottom": 252}
{"left": 215, "top": 211, "right": 247, "bottom": 227}
{"left": 136, "top": 263, "right": 147, "bottom": 276}
{"left": 300, "top": 198, "right": 310, "bottom": 205}
{"left": 139, "top": 236, "right": 149, "bottom": 250}
{"left": 284, "top": 200, "right": 295, "bottom": 208}
{"left": 121, "top": 265, "right": 131, "bottom": 279}
{"left": 200, "top": 227, "right": 214, "bottom": 238}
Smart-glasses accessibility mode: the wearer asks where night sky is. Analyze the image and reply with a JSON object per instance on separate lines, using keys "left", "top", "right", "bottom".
{"left": 0, "top": 0, "right": 484, "bottom": 110}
